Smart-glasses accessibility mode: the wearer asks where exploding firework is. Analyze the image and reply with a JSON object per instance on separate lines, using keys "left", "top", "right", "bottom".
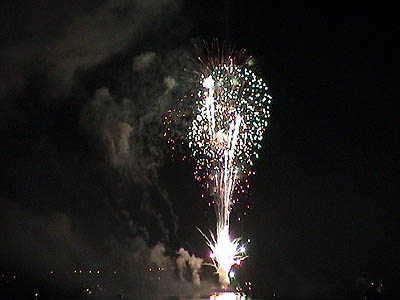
{"left": 190, "top": 58, "right": 271, "bottom": 286}
{"left": 165, "top": 43, "right": 272, "bottom": 287}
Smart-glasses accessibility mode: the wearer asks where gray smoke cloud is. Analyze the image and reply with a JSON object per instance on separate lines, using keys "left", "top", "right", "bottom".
{"left": 79, "top": 47, "right": 196, "bottom": 186}
{"left": 0, "top": 199, "right": 88, "bottom": 272}
{"left": 0, "top": 0, "right": 207, "bottom": 298}
{"left": 0, "top": 0, "right": 181, "bottom": 98}
{"left": 77, "top": 47, "right": 196, "bottom": 246}
{"left": 177, "top": 248, "right": 204, "bottom": 286}
{"left": 80, "top": 87, "right": 135, "bottom": 169}
{"left": 133, "top": 52, "right": 157, "bottom": 71}
{"left": 0, "top": 197, "right": 211, "bottom": 298}
{"left": 189, "top": 253, "right": 204, "bottom": 286}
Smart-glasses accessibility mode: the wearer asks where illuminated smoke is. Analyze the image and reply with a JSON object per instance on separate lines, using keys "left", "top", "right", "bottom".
{"left": 176, "top": 248, "right": 204, "bottom": 286}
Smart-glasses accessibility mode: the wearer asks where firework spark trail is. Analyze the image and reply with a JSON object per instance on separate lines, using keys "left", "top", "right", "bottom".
{"left": 187, "top": 58, "right": 271, "bottom": 287}
{"left": 199, "top": 75, "right": 245, "bottom": 287}
{"left": 203, "top": 76, "right": 241, "bottom": 235}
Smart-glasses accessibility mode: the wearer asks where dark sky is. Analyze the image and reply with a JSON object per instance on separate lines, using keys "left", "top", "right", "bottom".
{"left": 0, "top": 1, "right": 398, "bottom": 298}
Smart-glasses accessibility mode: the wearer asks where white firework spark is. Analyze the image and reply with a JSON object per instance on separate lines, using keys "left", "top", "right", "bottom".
{"left": 187, "top": 61, "right": 271, "bottom": 287}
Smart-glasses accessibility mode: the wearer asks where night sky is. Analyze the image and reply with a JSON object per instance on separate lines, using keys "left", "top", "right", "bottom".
{"left": 0, "top": 1, "right": 398, "bottom": 299}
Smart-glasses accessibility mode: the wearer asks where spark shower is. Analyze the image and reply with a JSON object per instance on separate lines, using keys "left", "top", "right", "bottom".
{"left": 165, "top": 45, "right": 272, "bottom": 287}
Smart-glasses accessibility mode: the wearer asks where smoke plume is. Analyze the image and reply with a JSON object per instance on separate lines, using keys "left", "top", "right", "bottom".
{"left": 177, "top": 248, "right": 204, "bottom": 286}
{"left": 0, "top": 0, "right": 205, "bottom": 298}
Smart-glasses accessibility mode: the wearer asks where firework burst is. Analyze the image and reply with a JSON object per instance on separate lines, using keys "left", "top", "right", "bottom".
{"left": 165, "top": 43, "right": 272, "bottom": 287}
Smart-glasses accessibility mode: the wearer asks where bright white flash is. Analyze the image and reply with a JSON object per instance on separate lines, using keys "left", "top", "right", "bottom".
{"left": 203, "top": 76, "right": 215, "bottom": 89}
{"left": 200, "top": 226, "right": 246, "bottom": 287}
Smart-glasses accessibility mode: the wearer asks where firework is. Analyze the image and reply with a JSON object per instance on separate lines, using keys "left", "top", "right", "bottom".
{"left": 188, "top": 52, "right": 271, "bottom": 287}
{"left": 165, "top": 44, "right": 272, "bottom": 287}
